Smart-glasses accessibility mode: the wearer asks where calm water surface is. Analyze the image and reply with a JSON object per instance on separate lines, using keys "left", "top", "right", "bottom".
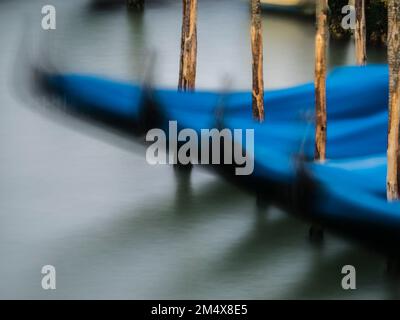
{"left": 0, "top": 0, "right": 396, "bottom": 299}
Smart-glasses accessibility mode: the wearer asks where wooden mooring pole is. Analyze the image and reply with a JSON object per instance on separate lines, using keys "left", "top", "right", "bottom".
{"left": 387, "top": 0, "right": 400, "bottom": 201}
{"left": 309, "top": 1, "right": 329, "bottom": 241}
{"left": 310, "top": 1, "right": 328, "bottom": 239}
{"left": 314, "top": 0, "right": 328, "bottom": 162}
{"left": 127, "top": 0, "right": 144, "bottom": 10}
{"left": 178, "top": 0, "right": 198, "bottom": 91}
{"left": 354, "top": 0, "right": 367, "bottom": 65}
{"left": 251, "top": 0, "right": 264, "bottom": 122}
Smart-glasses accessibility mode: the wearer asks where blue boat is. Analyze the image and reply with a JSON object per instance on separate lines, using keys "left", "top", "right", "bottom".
{"left": 38, "top": 64, "right": 400, "bottom": 256}
{"left": 304, "top": 157, "right": 400, "bottom": 256}
{"left": 44, "top": 65, "right": 388, "bottom": 123}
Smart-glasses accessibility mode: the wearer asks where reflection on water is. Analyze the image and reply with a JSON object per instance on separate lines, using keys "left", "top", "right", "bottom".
{"left": 0, "top": 0, "right": 394, "bottom": 299}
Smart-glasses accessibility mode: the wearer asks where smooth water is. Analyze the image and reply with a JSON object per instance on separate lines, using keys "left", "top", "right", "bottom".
{"left": 0, "top": 0, "right": 396, "bottom": 299}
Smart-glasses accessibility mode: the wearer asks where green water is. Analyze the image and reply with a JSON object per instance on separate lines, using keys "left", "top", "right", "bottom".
{"left": 0, "top": 0, "right": 396, "bottom": 299}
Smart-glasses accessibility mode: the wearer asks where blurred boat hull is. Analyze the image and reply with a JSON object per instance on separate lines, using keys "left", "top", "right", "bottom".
{"left": 37, "top": 64, "right": 400, "bottom": 257}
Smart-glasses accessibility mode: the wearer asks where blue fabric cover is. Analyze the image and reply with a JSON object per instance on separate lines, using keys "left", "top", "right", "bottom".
{"left": 44, "top": 65, "right": 400, "bottom": 237}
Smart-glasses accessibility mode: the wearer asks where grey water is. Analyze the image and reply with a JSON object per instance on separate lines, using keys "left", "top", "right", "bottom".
{"left": 0, "top": 0, "right": 396, "bottom": 299}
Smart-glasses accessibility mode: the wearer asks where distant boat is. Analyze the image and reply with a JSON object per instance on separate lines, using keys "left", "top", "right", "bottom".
{"left": 260, "top": 0, "right": 315, "bottom": 16}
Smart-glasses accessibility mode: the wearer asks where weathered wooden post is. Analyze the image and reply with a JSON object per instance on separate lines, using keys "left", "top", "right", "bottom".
{"left": 311, "top": 1, "right": 328, "bottom": 239}
{"left": 387, "top": 0, "right": 400, "bottom": 201}
{"left": 354, "top": 0, "right": 367, "bottom": 65}
{"left": 251, "top": 0, "right": 264, "bottom": 122}
{"left": 178, "top": 0, "right": 198, "bottom": 91}
{"left": 127, "top": 0, "right": 144, "bottom": 10}
{"left": 314, "top": 0, "right": 328, "bottom": 161}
